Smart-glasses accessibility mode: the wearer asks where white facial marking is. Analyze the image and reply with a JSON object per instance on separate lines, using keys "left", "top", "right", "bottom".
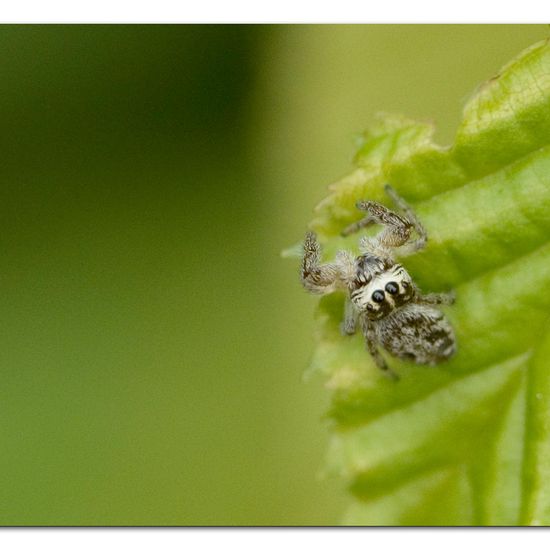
{"left": 351, "top": 266, "right": 411, "bottom": 311}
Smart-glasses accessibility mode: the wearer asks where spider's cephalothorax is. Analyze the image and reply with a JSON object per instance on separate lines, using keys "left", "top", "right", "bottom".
{"left": 301, "top": 185, "right": 456, "bottom": 379}
{"left": 349, "top": 257, "right": 415, "bottom": 320}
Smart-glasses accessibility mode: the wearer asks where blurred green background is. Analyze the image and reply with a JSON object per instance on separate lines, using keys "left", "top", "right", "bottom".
{"left": 0, "top": 24, "right": 546, "bottom": 525}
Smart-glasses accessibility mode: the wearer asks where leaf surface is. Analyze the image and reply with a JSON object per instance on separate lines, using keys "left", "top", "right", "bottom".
{"left": 302, "top": 39, "right": 550, "bottom": 526}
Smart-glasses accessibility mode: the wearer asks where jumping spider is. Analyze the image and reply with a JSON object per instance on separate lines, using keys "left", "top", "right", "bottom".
{"left": 301, "top": 185, "right": 456, "bottom": 379}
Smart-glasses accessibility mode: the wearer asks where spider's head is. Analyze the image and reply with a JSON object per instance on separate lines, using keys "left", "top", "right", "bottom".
{"left": 350, "top": 263, "right": 415, "bottom": 320}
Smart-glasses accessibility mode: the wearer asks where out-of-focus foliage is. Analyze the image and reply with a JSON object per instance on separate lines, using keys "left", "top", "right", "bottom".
{"left": 0, "top": 25, "right": 547, "bottom": 526}
{"left": 302, "top": 39, "right": 550, "bottom": 525}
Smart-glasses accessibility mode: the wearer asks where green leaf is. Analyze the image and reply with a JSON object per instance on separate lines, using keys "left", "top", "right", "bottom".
{"left": 302, "top": 38, "right": 550, "bottom": 525}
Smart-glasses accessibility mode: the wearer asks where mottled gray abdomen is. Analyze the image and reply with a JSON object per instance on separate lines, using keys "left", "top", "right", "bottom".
{"left": 375, "top": 304, "right": 456, "bottom": 365}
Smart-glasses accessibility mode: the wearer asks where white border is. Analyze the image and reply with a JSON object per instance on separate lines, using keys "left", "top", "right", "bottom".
{"left": 0, "top": 4, "right": 546, "bottom": 545}
{"left": 0, "top": 0, "right": 549, "bottom": 23}
{"left": 0, "top": 528, "right": 548, "bottom": 550}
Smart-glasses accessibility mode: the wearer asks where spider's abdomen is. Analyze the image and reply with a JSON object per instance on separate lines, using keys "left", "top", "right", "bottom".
{"left": 375, "top": 304, "right": 456, "bottom": 365}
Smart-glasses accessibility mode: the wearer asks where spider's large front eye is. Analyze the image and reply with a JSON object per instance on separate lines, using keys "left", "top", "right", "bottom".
{"left": 372, "top": 290, "right": 385, "bottom": 303}
{"left": 385, "top": 282, "right": 399, "bottom": 295}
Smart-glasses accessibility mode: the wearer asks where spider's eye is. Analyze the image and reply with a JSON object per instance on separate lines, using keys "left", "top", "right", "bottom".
{"left": 385, "top": 282, "right": 399, "bottom": 295}
{"left": 372, "top": 290, "right": 385, "bottom": 303}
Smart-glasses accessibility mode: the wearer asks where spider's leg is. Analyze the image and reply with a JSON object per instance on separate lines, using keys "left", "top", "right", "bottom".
{"left": 341, "top": 215, "right": 375, "bottom": 237}
{"left": 355, "top": 199, "right": 413, "bottom": 249}
{"left": 361, "top": 317, "right": 399, "bottom": 380}
{"left": 341, "top": 297, "right": 358, "bottom": 335}
{"left": 415, "top": 289, "right": 456, "bottom": 306}
{"left": 385, "top": 184, "right": 427, "bottom": 253}
{"left": 301, "top": 232, "right": 341, "bottom": 295}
